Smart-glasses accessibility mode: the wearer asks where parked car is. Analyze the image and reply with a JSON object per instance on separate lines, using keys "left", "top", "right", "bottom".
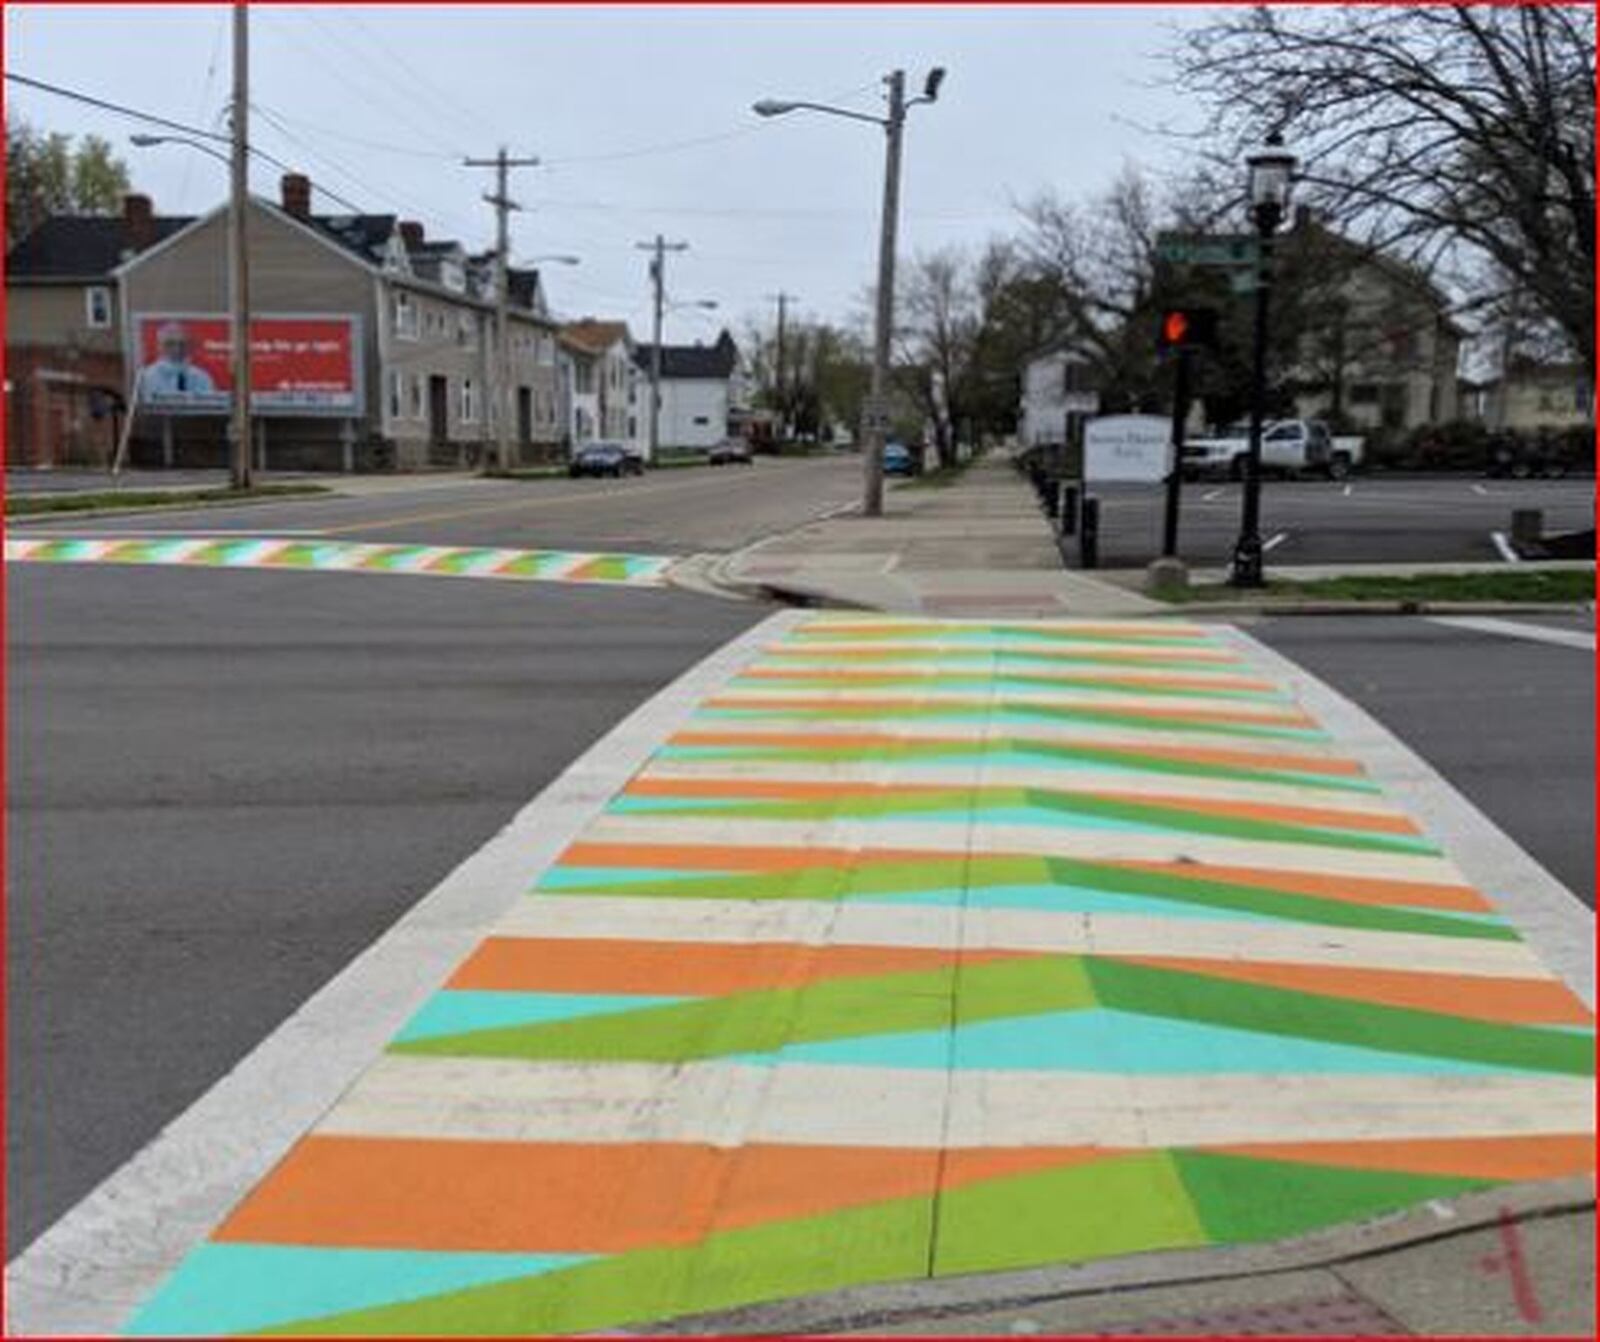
{"left": 709, "top": 438, "right": 754, "bottom": 465}
{"left": 1182, "top": 419, "right": 1358, "bottom": 481}
{"left": 569, "top": 442, "right": 639, "bottom": 478}
{"left": 882, "top": 441, "right": 916, "bottom": 476}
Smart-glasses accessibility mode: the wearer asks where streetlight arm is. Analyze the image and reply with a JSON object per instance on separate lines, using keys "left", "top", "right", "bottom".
{"left": 754, "top": 99, "right": 886, "bottom": 127}
{"left": 130, "top": 133, "right": 232, "bottom": 168}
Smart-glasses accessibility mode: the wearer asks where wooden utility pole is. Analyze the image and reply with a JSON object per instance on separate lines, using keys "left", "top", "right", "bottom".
{"left": 767, "top": 290, "right": 797, "bottom": 439}
{"left": 229, "top": 1, "right": 251, "bottom": 489}
{"left": 465, "top": 147, "right": 540, "bottom": 471}
{"left": 636, "top": 234, "right": 688, "bottom": 460}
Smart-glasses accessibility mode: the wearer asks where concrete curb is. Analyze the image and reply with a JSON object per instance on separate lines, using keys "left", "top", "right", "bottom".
{"left": 4, "top": 490, "right": 334, "bottom": 527}
{"left": 637, "top": 1179, "right": 1595, "bottom": 1335}
{"left": 1146, "top": 599, "right": 1595, "bottom": 619}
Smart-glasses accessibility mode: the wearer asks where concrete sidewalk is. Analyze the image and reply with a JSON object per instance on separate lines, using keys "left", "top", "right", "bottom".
{"left": 714, "top": 454, "right": 1165, "bottom": 618}
{"left": 18, "top": 611, "right": 1589, "bottom": 1337}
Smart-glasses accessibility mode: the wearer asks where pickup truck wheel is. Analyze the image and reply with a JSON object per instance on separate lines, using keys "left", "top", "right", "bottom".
{"left": 1327, "top": 454, "right": 1351, "bottom": 481}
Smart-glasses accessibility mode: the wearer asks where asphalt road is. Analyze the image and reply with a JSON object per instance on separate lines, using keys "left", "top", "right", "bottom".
{"left": 1252, "top": 613, "right": 1595, "bottom": 909}
{"left": 4, "top": 565, "right": 759, "bottom": 1251}
{"left": 12, "top": 455, "right": 864, "bottom": 554}
{"left": 1085, "top": 475, "right": 1594, "bottom": 568}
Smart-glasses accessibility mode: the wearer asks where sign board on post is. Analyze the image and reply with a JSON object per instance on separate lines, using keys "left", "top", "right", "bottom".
{"left": 860, "top": 396, "right": 893, "bottom": 433}
{"left": 1083, "top": 414, "right": 1172, "bottom": 483}
{"left": 133, "top": 313, "right": 363, "bottom": 416}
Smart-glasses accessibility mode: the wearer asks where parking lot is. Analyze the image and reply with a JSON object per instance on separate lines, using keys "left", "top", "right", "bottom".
{"left": 1070, "top": 475, "right": 1594, "bottom": 568}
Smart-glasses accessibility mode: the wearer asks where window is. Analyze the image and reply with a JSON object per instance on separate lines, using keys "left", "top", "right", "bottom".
{"left": 457, "top": 312, "right": 476, "bottom": 348}
{"left": 693, "top": 415, "right": 710, "bottom": 426}
{"left": 393, "top": 291, "right": 417, "bottom": 338}
{"left": 389, "top": 370, "right": 404, "bottom": 420}
{"left": 409, "top": 374, "right": 424, "bottom": 420}
{"left": 1349, "top": 383, "right": 1380, "bottom": 406}
{"left": 573, "top": 363, "right": 594, "bottom": 394}
{"left": 85, "top": 285, "right": 113, "bottom": 329}
{"left": 460, "top": 377, "right": 478, "bottom": 423}
{"left": 537, "top": 334, "right": 555, "bottom": 366}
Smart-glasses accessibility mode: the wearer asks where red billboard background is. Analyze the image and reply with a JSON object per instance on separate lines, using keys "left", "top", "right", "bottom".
{"left": 134, "top": 314, "right": 362, "bottom": 415}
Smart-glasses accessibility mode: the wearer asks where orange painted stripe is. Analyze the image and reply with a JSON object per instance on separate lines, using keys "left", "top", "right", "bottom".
{"left": 703, "top": 695, "right": 1318, "bottom": 728}
{"left": 1111, "top": 859, "right": 1491, "bottom": 912}
{"left": 623, "top": 776, "right": 1419, "bottom": 836}
{"left": 449, "top": 937, "right": 1026, "bottom": 995}
{"left": 1113, "top": 956, "right": 1594, "bottom": 1025}
{"left": 666, "top": 730, "right": 1366, "bottom": 777}
{"left": 1212, "top": 1135, "right": 1595, "bottom": 1183}
{"left": 215, "top": 1139, "right": 946, "bottom": 1252}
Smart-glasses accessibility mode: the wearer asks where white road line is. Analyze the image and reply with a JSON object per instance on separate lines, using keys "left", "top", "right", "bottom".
{"left": 1428, "top": 615, "right": 1596, "bottom": 653}
{"left": 1201, "top": 488, "right": 1224, "bottom": 502}
{"left": 1341, "top": 484, "right": 1354, "bottom": 498}
{"left": 1472, "top": 483, "right": 1490, "bottom": 496}
{"left": 1490, "top": 530, "right": 1521, "bottom": 563}
{"left": 2, "top": 609, "right": 807, "bottom": 1339}
{"left": 1262, "top": 530, "right": 1290, "bottom": 552}
{"left": 1225, "top": 627, "right": 1594, "bottom": 1009}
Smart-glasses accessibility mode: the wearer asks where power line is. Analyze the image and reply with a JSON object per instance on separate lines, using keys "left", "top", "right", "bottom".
{"left": 5, "top": 71, "right": 231, "bottom": 143}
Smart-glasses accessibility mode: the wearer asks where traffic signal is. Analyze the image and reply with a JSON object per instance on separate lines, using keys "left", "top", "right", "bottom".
{"left": 1156, "top": 307, "right": 1218, "bottom": 352}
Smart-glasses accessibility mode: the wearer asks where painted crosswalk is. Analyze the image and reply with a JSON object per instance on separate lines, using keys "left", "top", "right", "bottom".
{"left": 121, "top": 615, "right": 1594, "bottom": 1336}
{"left": 4, "top": 536, "right": 674, "bottom": 587}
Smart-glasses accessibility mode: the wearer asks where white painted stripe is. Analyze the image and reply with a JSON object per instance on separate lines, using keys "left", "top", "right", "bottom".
{"left": 640, "top": 758, "right": 1409, "bottom": 814}
{"left": 579, "top": 814, "right": 1463, "bottom": 884}
{"left": 1428, "top": 616, "right": 1596, "bottom": 653}
{"left": 1226, "top": 627, "right": 1595, "bottom": 1007}
{"left": 1472, "top": 483, "right": 1490, "bottom": 496}
{"left": 775, "top": 639, "right": 1237, "bottom": 661}
{"left": 318, "top": 1057, "right": 1592, "bottom": 1150}
{"left": 1490, "top": 530, "right": 1521, "bottom": 563}
{"left": 494, "top": 899, "right": 1544, "bottom": 979}
{"left": 1342, "top": 484, "right": 1354, "bottom": 498}
{"left": 1202, "top": 488, "right": 1224, "bottom": 502}
{"left": 745, "top": 659, "right": 1275, "bottom": 689}
{"left": 2, "top": 609, "right": 807, "bottom": 1338}
{"left": 1262, "top": 531, "right": 1290, "bottom": 553}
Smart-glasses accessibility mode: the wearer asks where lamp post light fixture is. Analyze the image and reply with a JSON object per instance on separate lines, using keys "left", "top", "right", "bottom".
{"left": 130, "top": 132, "right": 231, "bottom": 167}
{"left": 754, "top": 66, "right": 945, "bottom": 517}
{"left": 1228, "top": 130, "right": 1297, "bottom": 587}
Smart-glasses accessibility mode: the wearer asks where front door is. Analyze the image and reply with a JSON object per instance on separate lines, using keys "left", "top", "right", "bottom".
{"left": 428, "top": 375, "right": 449, "bottom": 444}
{"left": 517, "top": 386, "right": 532, "bottom": 446}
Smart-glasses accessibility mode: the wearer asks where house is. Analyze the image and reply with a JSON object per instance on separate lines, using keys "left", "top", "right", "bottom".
{"left": 631, "top": 329, "right": 744, "bottom": 452}
{"left": 5, "top": 193, "right": 193, "bottom": 467}
{"left": 1019, "top": 345, "right": 1100, "bottom": 449}
{"left": 1284, "top": 211, "right": 1463, "bottom": 432}
{"left": 101, "top": 173, "right": 562, "bottom": 470}
{"left": 559, "top": 319, "right": 642, "bottom": 456}
{"left": 1460, "top": 359, "right": 1593, "bottom": 431}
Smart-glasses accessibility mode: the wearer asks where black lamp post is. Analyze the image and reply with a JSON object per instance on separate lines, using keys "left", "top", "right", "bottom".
{"left": 1228, "top": 131, "right": 1297, "bottom": 587}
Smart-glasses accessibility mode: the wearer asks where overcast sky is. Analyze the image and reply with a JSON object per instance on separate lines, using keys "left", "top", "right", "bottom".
{"left": 6, "top": 4, "right": 1206, "bottom": 342}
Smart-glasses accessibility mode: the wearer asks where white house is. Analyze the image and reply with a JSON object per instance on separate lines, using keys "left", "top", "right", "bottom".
{"left": 1020, "top": 345, "right": 1099, "bottom": 449}
{"left": 633, "top": 330, "right": 742, "bottom": 452}
{"left": 558, "top": 319, "right": 644, "bottom": 455}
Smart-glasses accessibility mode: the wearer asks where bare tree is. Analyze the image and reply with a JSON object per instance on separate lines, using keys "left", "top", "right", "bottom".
{"left": 1173, "top": 4, "right": 1595, "bottom": 366}
{"left": 895, "top": 248, "right": 981, "bottom": 467}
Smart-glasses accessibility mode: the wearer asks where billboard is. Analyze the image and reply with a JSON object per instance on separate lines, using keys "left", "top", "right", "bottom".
{"left": 1084, "top": 414, "right": 1172, "bottom": 483}
{"left": 133, "top": 314, "right": 363, "bottom": 416}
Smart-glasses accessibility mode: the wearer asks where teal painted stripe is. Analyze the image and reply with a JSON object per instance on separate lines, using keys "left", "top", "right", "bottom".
{"left": 394, "top": 989, "right": 691, "bottom": 1043}
{"left": 124, "top": 1244, "right": 588, "bottom": 1337}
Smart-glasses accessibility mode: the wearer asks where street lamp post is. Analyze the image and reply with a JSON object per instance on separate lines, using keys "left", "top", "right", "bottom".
{"left": 754, "top": 66, "right": 945, "bottom": 518}
{"left": 1228, "top": 131, "right": 1296, "bottom": 587}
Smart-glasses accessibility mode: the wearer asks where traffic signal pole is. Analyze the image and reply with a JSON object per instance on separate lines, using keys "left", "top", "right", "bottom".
{"left": 1162, "top": 344, "right": 1191, "bottom": 558}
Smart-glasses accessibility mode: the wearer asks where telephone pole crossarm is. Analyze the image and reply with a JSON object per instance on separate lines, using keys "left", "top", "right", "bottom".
{"left": 636, "top": 235, "right": 689, "bottom": 462}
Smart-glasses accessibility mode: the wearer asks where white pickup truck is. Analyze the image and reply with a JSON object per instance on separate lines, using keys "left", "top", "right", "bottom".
{"left": 1182, "top": 419, "right": 1364, "bottom": 481}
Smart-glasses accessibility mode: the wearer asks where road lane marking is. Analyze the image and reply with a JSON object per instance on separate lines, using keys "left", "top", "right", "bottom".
{"left": 1201, "top": 488, "right": 1224, "bottom": 501}
{"left": 1473, "top": 484, "right": 1490, "bottom": 496}
{"left": 37, "top": 614, "right": 1589, "bottom": 1338}
{"left": 1490, "top": 531, "right": 1521, "bottom": 563}
{"left": 1342, "top": 484, "right": 1354, "bottom": 498}
{"left": 1428, "top": 616, "right": 1596, "bottom": 653}
{"left": 1263, "top": 530, "right": 1290, "bottom": 552}
{"left": 3, "top": 536, "right": 675, "bottom": 588}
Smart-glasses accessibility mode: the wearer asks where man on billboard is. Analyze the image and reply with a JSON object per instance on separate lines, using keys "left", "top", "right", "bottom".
{"left": 140, "top": 322, "right": 217, "bottom": 396}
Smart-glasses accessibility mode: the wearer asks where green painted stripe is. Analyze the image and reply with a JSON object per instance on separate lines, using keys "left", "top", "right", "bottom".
{"left": 1087, "top": 958, "right": 1592, "bottom": 1075}
{"left": 733, "top": 672, "right": 1287, "bottom": 702}
{"left": 389, "top": 956, "right": 1092, "bottom": 1061}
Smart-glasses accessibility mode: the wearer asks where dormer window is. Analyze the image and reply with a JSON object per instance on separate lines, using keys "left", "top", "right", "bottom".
{"left": 393, "top": 291, "right": 417, "bottom": 338}
{"left": 441, "top": 260, "right": 465, "bottom": 293}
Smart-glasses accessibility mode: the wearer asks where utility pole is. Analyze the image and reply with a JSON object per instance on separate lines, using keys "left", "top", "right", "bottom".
{"left": 229, "top": 1, "right": 251, "bottom": 490}
{"left": 465, "top": 147, "right": 540, "bottom": 471}
{"left": 863, "top": 70, "right": 907, "bottom": 518}
{"left": 768, "top": 290, "right": 796, "bottom": 440}
{"left": 636, "top": 234, "right": 688, "bottom": 461}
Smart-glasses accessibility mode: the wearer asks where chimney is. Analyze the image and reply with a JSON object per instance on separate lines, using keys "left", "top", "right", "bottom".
{"left": 280, "top": 173, "right": 312, "bottom": 219}
{"left": 123, "top": 194, "right": 155, "bottom": 251}
{"left": 398, "top": 220, "right": 424, "bottom": 249}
